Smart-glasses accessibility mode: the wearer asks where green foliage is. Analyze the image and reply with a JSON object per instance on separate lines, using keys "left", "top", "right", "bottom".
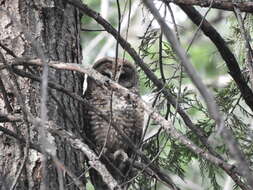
{"left": 199, "top": 159, "right": 222, "bottom": 190}
{"left": 188, "top": 43, "right": 221, "bottom": 78}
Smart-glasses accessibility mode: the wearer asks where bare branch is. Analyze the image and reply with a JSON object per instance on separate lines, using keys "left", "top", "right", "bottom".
{"left": 39, "top": 61, "right": 49, "bottom": 190}
{"left": 0, "top": 76, "right": 13, "bottom": 113}
{"left": 48, "top": 125, "right": 120, "bottom": 190}
{"left": 0, "top": 51, "right": 31, "bottom": 190}
{"left": 52, "top": 157, "right": 85, "bottom": 190}
{"left": 0, "top": 112, "right": 22, "bottom": 122}
{"left": 0, "top": 126, "right": 86, "bottom": 190}
{"left": 165, "top": 0, "right": 253, "bottom": 13}
{"left": 178, "top": 4, "right": 253, "bottom": 112}
{"left": 0, "top": 42, "right": 17, "bottom": 58}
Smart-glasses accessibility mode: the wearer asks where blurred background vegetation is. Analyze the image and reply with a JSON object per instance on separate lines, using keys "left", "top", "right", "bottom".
{"left": 81, "top": 1, "right": 253, "bottom": 189}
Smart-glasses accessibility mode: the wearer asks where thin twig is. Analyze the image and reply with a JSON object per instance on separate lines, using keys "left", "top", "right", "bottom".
{"left": 52, "top": 157, "right": 85, "bottom": 190}
{"left": 0, "top": 42, "right": 17, "bottom": 58}
{"left": 0, "top": 77, "right": 13, "bottom": 112}
{"left": 0, "top": 53, "right": 30, "bottom": 190}
{"left": 164, "top": 2, "right": 182, "bottom": 124}
{"left": 81, "top": 28, "right": 105, "bottom": 32}
{"left": 185, "top": 0, "right": 215, "bottom": 52}
{"left": 0, "top": 112, "right": 22, "bottom": 122}
{"left": 39, "top": 62, "right": 49, "bottom": 190}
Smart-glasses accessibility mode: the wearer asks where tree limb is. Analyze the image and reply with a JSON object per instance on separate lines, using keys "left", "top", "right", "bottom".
{"left": 0, "top": 112, "right": 22, "bottom": 122}
{"left": 177, "top": 4, "right": 253, "bottom": 113}
{"left": 165, "top": 0, "right": 253, "bottom": 13}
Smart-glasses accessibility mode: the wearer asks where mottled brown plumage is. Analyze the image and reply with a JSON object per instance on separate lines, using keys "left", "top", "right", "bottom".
{"left": 85, "top": 57, "right": 143, "bottom": 190}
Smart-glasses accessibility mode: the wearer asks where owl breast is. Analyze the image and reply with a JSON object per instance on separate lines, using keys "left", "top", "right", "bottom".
{"left": 88, "top": 86, "right": 142, "bottom": 155}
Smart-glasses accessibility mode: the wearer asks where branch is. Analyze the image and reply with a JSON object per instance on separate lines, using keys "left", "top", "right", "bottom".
{"left": 0, "top": 126, "right": 86, "bottom": 190}
{"left": 0, "top": 77, "right": 13, "bottom": 112}
{"left": 0, "top": 126, "right": 28, "bottom": 145}
{"left": 46, "top": 124, "right": 120, "bottom": 190}
{"left": 177, "top": 4, "right": 253, "bottom": 112}
{"left": 0, "top": 51, "right": 31, "bottom": 190}
{"left": 52, "top": 157, "right": 85, "bottom": 190}
{"left": 165, "top": 0, "right": 253, "bottom": 13}
{"left": 0, "top": 42, "right": 17, "bottom": 58}
{"left": 0, "top": 112, "right": 22, "bottom": 122}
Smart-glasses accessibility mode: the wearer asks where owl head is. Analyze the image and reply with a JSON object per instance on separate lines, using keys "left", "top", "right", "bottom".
{"left": 92, "top": 57, "right": 139, "bottom": 90}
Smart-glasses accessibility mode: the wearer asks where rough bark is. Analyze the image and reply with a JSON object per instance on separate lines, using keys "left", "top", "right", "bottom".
{"left": 0, "top": 0, "right": 84, "bottom": 189}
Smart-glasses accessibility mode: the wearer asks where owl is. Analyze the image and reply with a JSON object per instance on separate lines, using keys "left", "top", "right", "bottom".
{"left": 85, "top": 57, "right": 143, "bottom": 190}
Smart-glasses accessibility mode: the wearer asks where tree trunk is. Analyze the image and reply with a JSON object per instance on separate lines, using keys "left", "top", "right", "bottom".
{"left": 0, "top": 0, "right": 84, "bottom": 189}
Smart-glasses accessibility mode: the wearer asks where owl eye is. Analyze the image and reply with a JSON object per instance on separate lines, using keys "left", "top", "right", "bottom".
{"left": 119, "top": 73, "right": 133, "bottom": 88}
{"left": 119, "top": 73, "right": 129, "bottom": 81}
{"left": 101, "top": 71, "right": 111, "bottom": 78}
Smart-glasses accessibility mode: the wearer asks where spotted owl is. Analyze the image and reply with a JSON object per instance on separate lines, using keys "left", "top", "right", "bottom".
{"left": 85, "top": 57, "right": 143, "bottom": 190}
